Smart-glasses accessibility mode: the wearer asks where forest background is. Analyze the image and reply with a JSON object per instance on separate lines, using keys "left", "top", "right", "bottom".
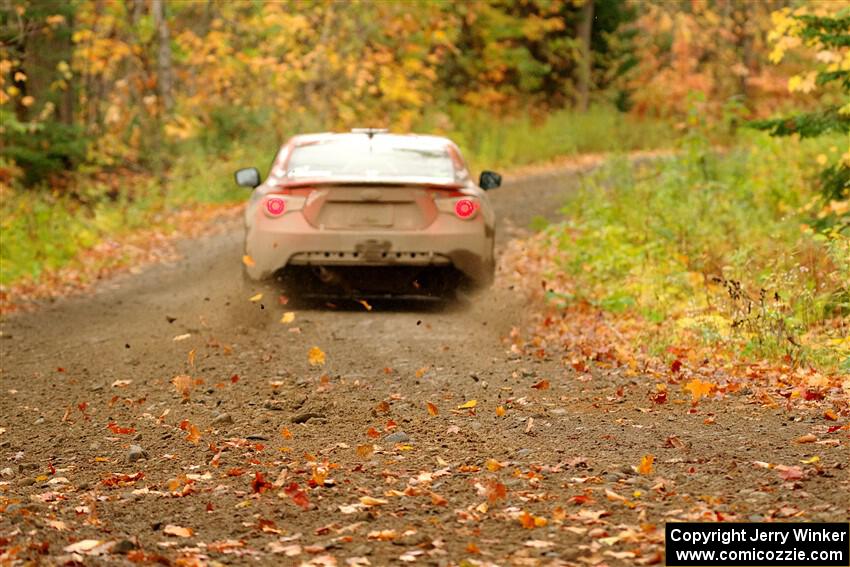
{"left": 1, "top": 0, "right": 848, "bottom": 374}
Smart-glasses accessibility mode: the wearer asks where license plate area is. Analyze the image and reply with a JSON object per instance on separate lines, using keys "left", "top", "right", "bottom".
{"left": 320, "top": 203, "right": 393, "bottom": 228}
{"left": 355, "top": 240, "right": 391, "bottom": 262}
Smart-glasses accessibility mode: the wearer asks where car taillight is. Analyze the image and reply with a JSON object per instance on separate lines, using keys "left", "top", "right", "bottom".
{"left": 264, "top": 197, "right": 286, "bottom": 217}
{"left": 454, "top": 198, "right": 477, "bottom": 219}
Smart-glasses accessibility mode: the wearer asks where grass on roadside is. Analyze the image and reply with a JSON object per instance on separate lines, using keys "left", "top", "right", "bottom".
{"left": 524, "top": 131, "right": 849, "bottom": 374}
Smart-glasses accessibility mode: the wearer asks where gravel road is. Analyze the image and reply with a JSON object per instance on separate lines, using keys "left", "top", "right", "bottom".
{"left": 1, "top": 166, "right": 846, "bottom": 566}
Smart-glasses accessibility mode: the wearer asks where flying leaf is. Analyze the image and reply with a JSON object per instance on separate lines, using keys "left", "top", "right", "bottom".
{"left": 638, "top": 454, "right": 654, "bottom": 475}
{"left": 308, "top": 346, "right": 326, "bottom": 366}
{"left": 684, "top": 378, "right": 715, "bottom": 402}
{"left": 172, "top": 375, "right": 193, "bottom": 398}
{"left": 357, "top": 299, "right": 372, "bottom": 311}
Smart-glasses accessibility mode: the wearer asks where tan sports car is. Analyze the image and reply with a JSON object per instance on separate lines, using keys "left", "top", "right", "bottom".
{"left": 235, "top": 129, "right": 501, "bottom": 298}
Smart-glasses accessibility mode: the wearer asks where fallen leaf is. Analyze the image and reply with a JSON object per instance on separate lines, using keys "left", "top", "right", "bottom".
{"left": 531, "top": 379, "right": 550, "bottom": 390}
{"left": 356, "top": 444, "right": 374, "bottom": 459}
{"left": 281, "top": 427, "right": 293, "bottom": 439}
{"left": 249, "top": 293, "right": 263, "bottom": 303}
{"left": 308, "top": 346, "right": 326, "bottom": 366}
{"left": 496, "top": 405, "right": 506, "bottom": 416}
{"left": 359, "top": 496, "right": 388, "bottom": 506}
{"left": 242, "top": 255, "right": 256, "bottom": 267}
{"left": 106, "top": 422, "right": 135, "bottom": 435}
{"left": 776, "top": 465, "right": 804, "bottom": 481}
{"left": 800, "top": 456, "right": 820, "bottom": 465}
{"left": 367, "top": 530, "right": 397, "bottom": 541}
{"left": 823, "top": 409, "right": 838, "bottom": 421}
{"left": 457, "top": 399, "right": 477, "bottom": 409}
{"left": 485, "top": 458, "right": 504, "bottom": 472}
{"left": 111, "top": 379, "right": 132, "bottom": 388}
{"left": 64, "top": 540, "right": 105, "bottom": 553}
{"left": 795, "top": 433, "right": 817, "bottom": 444}
{"left": 357, "top": 299, "right": 372, "bottom": 311}
{"left": 426, "top": 402, "right": 438, "bottom": 416}
{"left": 280, "top": 312, "right": 295, "bottom": 324}
{"left": 187, "top": 349, "right": 196, "bottom": 368}
{"left": 252, "top": 472, "right": 273, "bottom": 494}
{"left": 172, "top": 333, "right": 191, "bottom": 342}
{"left": 163, "top": 525, "right": 193, "bottom": 538}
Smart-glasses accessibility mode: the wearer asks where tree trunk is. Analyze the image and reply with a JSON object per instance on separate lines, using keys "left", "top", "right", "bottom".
{"left": 151, "top": 0, "right": 173, "bottom": 113}
{"left": 576, "top": 0, "right": 594, "bottom": 112}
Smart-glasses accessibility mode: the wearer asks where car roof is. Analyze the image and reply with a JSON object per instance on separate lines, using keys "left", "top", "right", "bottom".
{"left": 287, "top": 132, "right": 454, "bottom": 150}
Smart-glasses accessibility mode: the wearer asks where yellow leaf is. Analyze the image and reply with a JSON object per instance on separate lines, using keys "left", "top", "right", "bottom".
{"left": 308, "top": 346, "right": 326, "bottom": 366}
{"left": 637, "top": 454, "right": 654, "bottom": 475}
{"left": 485, "top": 458, "right": 503, "bottom": 471}
{"left": 249, "top": 293, "right": 263, "bottom": 303}
{"left": 684, "top": 378, "right": 715, "bottom": 402}
{"left": 457, "top": 399, "right": 477, "bottom": 409}
{"left": 496, "top": 405, "right": 506, "bottom": 417}
{"left": 280, "top": 311, "right": 295, "bottom": 324}
{"left": 358, "top": 299, "right": 372, "bottom": 311}
{"left": 242, "top": 255, "right": 256, "bottom": 267}
{"left": 800, "top": 456, "right": 819, "bottom": 465}
{"left": 426, "top": 402, "right": 438, "bottom": 416}
{"left": 187, "top": 349, "right": 196, "bottom": 368}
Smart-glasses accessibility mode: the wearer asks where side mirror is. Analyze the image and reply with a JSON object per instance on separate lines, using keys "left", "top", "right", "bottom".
{"left": 479, "top": 170, "right": 502, "bottom": 190}
{"left": 235, "top": 167, "right": 261, "bottom": 188}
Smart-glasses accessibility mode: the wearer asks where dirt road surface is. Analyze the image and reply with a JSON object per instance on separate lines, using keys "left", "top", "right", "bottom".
{"left": 1, "top": 167, "right": 847, "bottom": 566}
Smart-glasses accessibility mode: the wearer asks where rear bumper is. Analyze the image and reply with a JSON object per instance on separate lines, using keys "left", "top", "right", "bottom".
{"left": 244, "top": 213, "right": 494, "bottom": 285}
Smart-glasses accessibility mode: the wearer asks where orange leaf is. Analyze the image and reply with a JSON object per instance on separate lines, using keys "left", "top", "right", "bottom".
{"left": 518, "top": 511, "right": 535, "bottom": 529}
{"left": 172, "top": 375, "right": 193, "bottom": 399}
{"left": 531, "top": 379, "right": 549, "bottom": 390}
{"left": 637, "top": 454, "right": 654, "bottom": 475}
{"left": 495, "top": 405, "right": 506, "bottom": 417}
{"left": 280, "top": 427, "right": 293, "bottom": 439}
{"left": 426, "top": 402, "right": 438, "bottom": 416}
{"left": 356, "top": 443, "right": 374, "bottom": 458}
{"left": 485, "top": 458, "right": 504, "bottom": 472}
{"left": 185, "top": 423, "right": 201, "bottom": 445}
{"left": 242, "top": 255, "right": 256, "bottom": 267}
{"left": 308, "top": 346, "right": 326, "bottom": 366}
{"left": 366, "top": 427, "right": 380, "bottom": 439}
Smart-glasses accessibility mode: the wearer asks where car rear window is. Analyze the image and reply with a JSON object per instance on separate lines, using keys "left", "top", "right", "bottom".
{"left": 286, "top": 138, "right": 456, "bottom": 180}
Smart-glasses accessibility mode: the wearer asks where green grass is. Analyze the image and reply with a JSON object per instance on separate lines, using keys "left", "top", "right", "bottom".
{"left": 541, "top": 130, "right": 850, "bottom": 371}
